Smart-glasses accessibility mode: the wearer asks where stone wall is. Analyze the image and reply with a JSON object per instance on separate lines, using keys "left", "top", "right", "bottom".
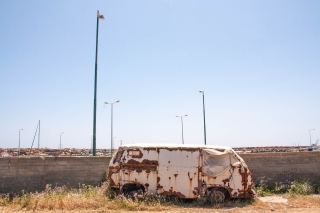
{"left": 1, "top": 152, "right": 319, "bottom": 193}
{"left": 0, "top": 156, "right": 111, "bottom": 194}
{"left": 240, "top": 152, "right": 320, "bottom": 184}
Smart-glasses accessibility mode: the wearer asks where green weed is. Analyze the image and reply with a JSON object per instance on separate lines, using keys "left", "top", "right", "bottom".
{"left": 288, "top": 180, "right": 314, "bottom": 196}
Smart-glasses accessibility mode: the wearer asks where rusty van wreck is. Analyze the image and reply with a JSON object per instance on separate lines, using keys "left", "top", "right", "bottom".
{"left": 108, "top": 144, "right": 255, "bottom": 201}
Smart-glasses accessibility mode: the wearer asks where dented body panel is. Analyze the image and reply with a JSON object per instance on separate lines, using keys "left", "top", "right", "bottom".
{"left": 108, "top": 144, "right": 255, "bottom": 199}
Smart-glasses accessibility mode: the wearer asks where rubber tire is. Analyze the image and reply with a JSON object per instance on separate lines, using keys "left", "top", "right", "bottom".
{"left": 208, "top": 188, "right": 227, "bottom": 203}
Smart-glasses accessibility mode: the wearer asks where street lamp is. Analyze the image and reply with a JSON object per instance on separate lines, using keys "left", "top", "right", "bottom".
{"left": 60, "top": 132, "right": 64, "bottom": 149}
{"left": 18, "top": 129, "right": 23, "bottom": 156}
{"left": 199, "top": 90, "right": 207, "bottom": 145}
{"left": 92, "top": 10, "right": 105, "bottom": 157}
{"left": 104, "top": 100, "right": 120, "bottom": 156}
{"left": 309, "top": 129, "right": 315, "bottom": 146}
{"left": 176, "top": 115, "right": 188, "bottom": 144}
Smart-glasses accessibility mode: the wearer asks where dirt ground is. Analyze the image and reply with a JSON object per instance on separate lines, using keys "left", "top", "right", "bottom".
{"left": 1, "top": 195, "right": 320, "bottom": 213}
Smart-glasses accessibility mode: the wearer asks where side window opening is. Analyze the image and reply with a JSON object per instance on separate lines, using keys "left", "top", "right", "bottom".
{"left": 127, "top": 150, "right": 143, "bottom": 158}
{"left": 202, "top": 149, "right": 238, "bottom": 177}
{"left": 130, "top": 151, "right": 140, "bottom": 157}
{"left": 113, "top": 150, "right": 124, "bottom": 163}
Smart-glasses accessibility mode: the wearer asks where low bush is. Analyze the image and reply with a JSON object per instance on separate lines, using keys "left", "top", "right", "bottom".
{"left": 254, "top": 179, "right": 316, "bottom": 196}
{"left": 288, "top": 180, "right": 314, "bottom": 196}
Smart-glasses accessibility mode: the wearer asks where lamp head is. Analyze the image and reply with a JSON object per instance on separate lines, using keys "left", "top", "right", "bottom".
{"left": 199, "top": 90, "right": 204, "bottom": 94}
{"left": 97, "top": 10, "right": 105, "bottom": 20}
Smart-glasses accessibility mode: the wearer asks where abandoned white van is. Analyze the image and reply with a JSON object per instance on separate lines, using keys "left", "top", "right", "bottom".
{"left": 108, "top": 144, "right": 255, "bottom": 201}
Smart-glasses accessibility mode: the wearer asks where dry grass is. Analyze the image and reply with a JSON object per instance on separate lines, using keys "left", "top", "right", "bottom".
{"left": 0, "top": 183, "right": 173, "bottom": 212}
{"left": 1, "top": 181, "right": 320, "bottom": 212}
{"left": 1, "top": 197, "right": 320, "bottom": 213}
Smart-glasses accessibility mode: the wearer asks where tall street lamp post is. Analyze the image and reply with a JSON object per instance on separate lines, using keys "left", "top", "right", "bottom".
{"left": 176, "top": 115, "right": 188, "bottom": 144}
{"left": 309, "top": 129, "right": 315, "bottom": 146}
{"left": 199, "top": 90, "right": 207, "bottom": 145}
{"left": 18, "top": 129, "right": 23, "bottom": 156}
{"left": 60, "top": 132, "right": 64, "bottom": 149}
{"left": 92, "top": 10, "right": 105, "bottom": 156}
{"left": 104, "top": 100, "right": 120, "bottom": 156}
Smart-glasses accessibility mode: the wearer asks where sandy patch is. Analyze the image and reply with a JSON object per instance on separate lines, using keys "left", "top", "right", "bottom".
{"left": 258, "top": 196, "right": 288, "bottom": 204}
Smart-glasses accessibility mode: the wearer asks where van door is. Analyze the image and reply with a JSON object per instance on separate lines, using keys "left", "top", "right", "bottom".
{"left": 157, "top": 148, "right": 199, "bottom": 198}
{"left": 119, "top": 148, "right": 159, "bottom": 194}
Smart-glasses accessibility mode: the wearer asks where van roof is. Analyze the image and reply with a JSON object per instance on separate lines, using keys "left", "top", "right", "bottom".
{"left": 119, "top": 143, "right": 231, "bottom": 150}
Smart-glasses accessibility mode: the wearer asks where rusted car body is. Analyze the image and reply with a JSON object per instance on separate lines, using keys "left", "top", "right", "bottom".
{"left": 108, "top": 144, "right": 255, "bottom": 200}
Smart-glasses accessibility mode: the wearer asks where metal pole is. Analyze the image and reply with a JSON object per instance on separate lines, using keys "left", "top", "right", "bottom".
{"left": 203, "top": 93, "right": 207, "bottom": 145}
{"left": 38, "top": 120, "right": 40, "bottom": 155}
{"left": 199, "top": 91, "right": 207, "bottom": 145}
{"left": 181, "top": 117, "right": 184, "bottom": 144}
{"left": 92, "top": 10, "right": 104, "bottom": 156}
{"left": 104, "top": 100, "right": 119, "bottom": 156}
{"left": 18, "top": 129, "right": 23, "bottom": 156}
{"left": 176, "top": 115, "right": 187, "bottom": 144}
{"left": 60, "top": 132, "right": 64, "bottom": 149}
{"left": 111, "top": 104, "right": 113, "bottom": 156}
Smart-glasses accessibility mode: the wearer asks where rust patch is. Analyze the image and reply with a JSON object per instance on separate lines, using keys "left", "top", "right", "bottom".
{"left": 157, "top": 183, "right": 163, "bottom": 189}
{"left": 174, "top": 174, "right": 178, "bottom": 177}
{"left": 161, "top": 147, "right": 200, "bottom": 153}
{"left": 157, "top": 177, "right": 160, "bottom": 183}
{"left": 109, "top": 177, "right": 116, "bottom": 186}
{"left": 236, "top": 167, "right": 255, "bottom": 198}
{"left": 193, "top": 187, "right": 199, "bottom": 195}
{"left": 145, "top": 183, "right": 149, "bottom": 191}
{"left": 122, "top": 159, "right": 158, "bottom": 172}
{"left": 187, "top": 172, "right": 193, "bottom": 181}
{"left": 143, "top": 147, "right": 157, "bottom": 153}
{"left": 222, "top": 178, "right": 230, "bottom": 185}
{"left": 160, "top": 187, "right": 186, "bottom": 198}
{"left": 108, "top": 166, "right": 120, "bottom": 177}
{"left": 225, "top": 186, "right": 233, "bottom": 196}
{"left": 108, "top": 166, "right": 120, "bottom": 187}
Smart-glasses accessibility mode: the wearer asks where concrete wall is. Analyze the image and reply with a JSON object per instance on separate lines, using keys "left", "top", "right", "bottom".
{"left": 0, "top": 156, "right": 111, "bottom": 194}
{"left": 1, "top": 152, "right": 319, "bottom": 193}
{"left": 240, "top": 152, "right": 320, "bottom": 184}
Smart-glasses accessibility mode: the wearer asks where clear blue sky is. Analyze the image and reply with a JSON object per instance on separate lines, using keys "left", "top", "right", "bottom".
{"left": 1, "top": 1, "right": 319, "bottom": 149}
